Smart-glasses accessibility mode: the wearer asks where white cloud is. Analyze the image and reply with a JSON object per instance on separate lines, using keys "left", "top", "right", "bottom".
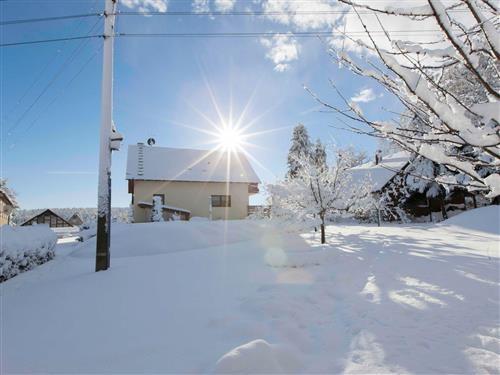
{"left": 120, "top": 0, "right": 168, "bottom": 13}
{"left": 261, "top": 33, "right": 300, "bottom": 72}
{"left": 262, "top": 0, "right": 344, "bottom": 31}
{"left": 192, "top": 0, "right": 210, "bottom": 13}
{"left": 214, "top": 0, "right": 236, "bottom": 12}
{"left": 350, "top": 88, "right": 376, "bottom": 103}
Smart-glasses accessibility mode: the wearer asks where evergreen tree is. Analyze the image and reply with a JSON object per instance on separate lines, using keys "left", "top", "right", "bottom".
{"left": 287, "top": 123, "right": 312, "bottom": 179}
{"left": 312, "top": 139, "right": 327, "bottom": 172}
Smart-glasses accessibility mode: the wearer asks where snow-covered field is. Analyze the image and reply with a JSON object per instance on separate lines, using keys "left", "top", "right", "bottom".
{"left": 2, "top": 207, "right": 499, "bottom": 373}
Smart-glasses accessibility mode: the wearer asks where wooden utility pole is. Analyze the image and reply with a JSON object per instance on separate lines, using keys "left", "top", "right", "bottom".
{"left": 95, "top": 0, "right": 117, "bottom": 272}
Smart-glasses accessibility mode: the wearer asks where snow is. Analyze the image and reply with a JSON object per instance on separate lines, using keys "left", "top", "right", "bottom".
{"left": 2, "top": 207, "right": 499, "bottom": 373}
{"left": 126, "top": 144, "right": 260, "bottom": 183}
{"left": 1, "top": 225, "right": 57, "bottom": 282}
{"left": 349, "top": 151, "right": 411, "bottom": 192}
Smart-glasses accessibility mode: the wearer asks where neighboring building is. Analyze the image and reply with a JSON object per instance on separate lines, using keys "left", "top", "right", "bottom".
{"left": 126, "top": 144, "right": 260, "bottom": 222}
{"left": 68, "top": 213, "right": 84, "bottom": 226}
{"left": 0, "top": 185, "right": 17, "bottom": 225}
{"left": 21, "top": 209, "right": 74, "bottom": 228}
{"left": 349, "top": 151, "right": 485, "bottom": 221}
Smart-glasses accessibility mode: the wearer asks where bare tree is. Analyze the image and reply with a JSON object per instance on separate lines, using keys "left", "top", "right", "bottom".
{"left": 310, "top": 0, "right": 500, "bottom": 197}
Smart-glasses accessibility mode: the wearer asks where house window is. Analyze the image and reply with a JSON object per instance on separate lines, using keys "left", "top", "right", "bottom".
{"left": 211, "top": 195, "right": 231, "bottom": 207}
{"left": 153, "top": 194, "right": 165, "bottom": 205}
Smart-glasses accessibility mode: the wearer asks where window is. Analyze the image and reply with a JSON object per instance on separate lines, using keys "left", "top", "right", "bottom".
{"left": 153, "top": 194, "right": 165, "bottom": 205}
{"left": 211, "top": 195, "right": 231, "bottom": 207}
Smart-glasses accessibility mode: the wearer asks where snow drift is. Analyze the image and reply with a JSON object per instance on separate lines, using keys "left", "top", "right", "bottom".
{"left": 440, "top": 205, "right": 499, "bottom": 234}
{"left": 1, "top": 225, "right": 57, "bottom": 282}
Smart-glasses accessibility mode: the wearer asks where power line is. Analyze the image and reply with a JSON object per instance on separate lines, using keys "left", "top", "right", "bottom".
{"left": 0, "top": 12, "right": 102, "bottom": 26}
{"left": 0, "top": 35, "right": 102, "bottom": 47}
{"left": 0, "top": 29, "right": 446, "bottom": 47}
{"left": 6, "top": 17, "right": 102, "bottom": 134}
{"left": 116, "top": 30, "right": 443, "bottom": 39}
{"left": 2, "top": 0, "right": 100, "bottom": 122}
{"left": 8, "top": 45, "right": 103, "bottom": 146}
{"left": 116, "top": 9, "right": 469, "bottom": 16}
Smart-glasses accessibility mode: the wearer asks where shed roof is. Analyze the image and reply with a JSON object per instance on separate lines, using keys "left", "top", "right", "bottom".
{"left": 126, "top": 144, "right": 260, "bottom": 184}
{"left": 349, "top": 151, "right": 412, "bottom": 192}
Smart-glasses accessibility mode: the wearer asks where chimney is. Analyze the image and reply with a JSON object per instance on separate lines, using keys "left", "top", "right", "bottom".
{"left": 375, "top": 150, "right": 382, "bottom": 165}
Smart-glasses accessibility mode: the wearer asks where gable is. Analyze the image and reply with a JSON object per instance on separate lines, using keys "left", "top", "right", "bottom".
{"left": 21, "top": 209, "right": 74, "bottom": 228}
{"left": 126, "top": 144, "right": 260, "bottom": 184}
{"left": 349, "top": 151, "right": 412, "bottom": 192}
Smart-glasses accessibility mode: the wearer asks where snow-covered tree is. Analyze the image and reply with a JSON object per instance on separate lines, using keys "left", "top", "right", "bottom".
{"left": 312, "top": 138, "right": 327, "bottom": 172}
{"left": 270, "top": 147, "right": 367, "bottom": 244}
{"left": 314, "top": 0, "right": 500, "bottom": 198}
{"left": 151, "top": 196, "right": 164, "bottom": 222}
{"left": 287, "top": 123, "right": 312, "bottom": 179}
{"left": 127, "top": 204, "right": 134, "bottom": 224}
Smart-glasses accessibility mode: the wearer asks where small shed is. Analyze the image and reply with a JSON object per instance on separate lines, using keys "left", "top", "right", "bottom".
{"left": 21, "top": 209, "right": 74, "bottom": 228}
{"left": 68, "top": 213, "right": 84, "bottom": 226}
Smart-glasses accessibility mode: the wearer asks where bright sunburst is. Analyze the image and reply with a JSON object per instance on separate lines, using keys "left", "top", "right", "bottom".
{"left": 216, "top": 125, "right": 244, "bottom": 152}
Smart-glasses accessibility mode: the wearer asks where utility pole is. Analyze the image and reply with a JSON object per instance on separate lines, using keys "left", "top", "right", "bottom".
{"left": 95, "top": 0, "right": 118, "bottom": 272}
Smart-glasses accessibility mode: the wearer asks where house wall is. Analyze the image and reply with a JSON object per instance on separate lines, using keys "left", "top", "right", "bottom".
{"left": 0, "top": 196, "right": 13, "bottom": 225}
{"left": 131, "top": 180, "right": 251, "bottom": 222}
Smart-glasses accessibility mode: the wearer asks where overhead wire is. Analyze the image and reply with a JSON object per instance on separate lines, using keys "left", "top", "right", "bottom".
{"left": 2, "top": 0, "right": 101, "bottom": 122}
{"left": 5, "top": 16, "right": 102, "bottom": 135}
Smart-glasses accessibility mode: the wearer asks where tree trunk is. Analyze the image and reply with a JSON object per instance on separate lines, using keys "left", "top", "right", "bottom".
{"left": 441, "top": 197, "right": 448, "bottom": 220}
{"left": 427, "top": 198, "right": 433, "bottom": 223}
{"left": 320, "top": 214, "right": 326, "bottom": 244}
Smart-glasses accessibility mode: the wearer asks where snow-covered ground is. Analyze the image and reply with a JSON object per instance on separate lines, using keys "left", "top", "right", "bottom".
{"left": 2, "top": 207, "right": 499, "bottom": 373}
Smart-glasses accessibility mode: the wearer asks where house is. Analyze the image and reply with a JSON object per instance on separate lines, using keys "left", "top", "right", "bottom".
{"left": 0, "top": 185, "right": 17, "bottom": 226}
{"left": 21, "top": 209, "right": 74, "bottom": 228}
{"left": 126, "top": 144, "right": 260, "bottom": 222}
{"left": 349, "top": 151, "right": 484, "bottom": 221}
{"left": 67, "top": 213, "right": 84, "bottom": 226}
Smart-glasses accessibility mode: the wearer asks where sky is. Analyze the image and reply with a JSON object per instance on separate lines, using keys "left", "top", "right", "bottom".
{"left": 0, "top": 0, "right": 412, "bottom": 209}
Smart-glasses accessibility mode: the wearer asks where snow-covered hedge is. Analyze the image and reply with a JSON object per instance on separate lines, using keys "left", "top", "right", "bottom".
{"left": 1, "top": 225, "right": 57, "bottom": 282}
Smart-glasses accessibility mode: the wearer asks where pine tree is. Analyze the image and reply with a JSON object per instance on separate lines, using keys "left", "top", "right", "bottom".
{"left": 287, "top": 123, "right": 312, "bottom": 179}
{"left": 312, "top": 139, "right": 327, "bottom": 172}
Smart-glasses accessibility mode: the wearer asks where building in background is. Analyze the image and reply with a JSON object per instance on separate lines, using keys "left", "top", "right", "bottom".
{"left": 0, "top": 184, "right": 17, "bottom": 225}
{"left": 21, "top": 209, "right": 74, "bottom": 228}
{"left": 126, "top": 144, "right": 260, "bottom": 222}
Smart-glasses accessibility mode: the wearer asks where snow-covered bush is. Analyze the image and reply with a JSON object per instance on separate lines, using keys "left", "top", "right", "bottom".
{"left": 0, "top": 225, "right": 57, "bottom": 282}
{"left": 151, "top": 196, "right": 164, "bottom": 222}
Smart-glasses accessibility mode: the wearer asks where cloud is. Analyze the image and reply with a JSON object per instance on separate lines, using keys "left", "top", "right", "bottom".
{"left": 120, "top": 0, "right": 168, "bottom": 12}
{"left": 214, "top": 0, "right": 236, "bottom": 12}
{"left": 192, "top": 0, "right": 210, "bottom": 13}
{"left": 261, "top": 0, "right": 344, "bottom": 30}
{"left": 350, "top": 88, "right": 376, "bottom": 103}
{"left": 261, "top": 33, "right": 300, "bottom": 72}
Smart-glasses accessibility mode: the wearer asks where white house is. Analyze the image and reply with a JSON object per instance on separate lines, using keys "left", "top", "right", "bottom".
{"left": 126, "top": 144, "right": 260, "bottom": 222}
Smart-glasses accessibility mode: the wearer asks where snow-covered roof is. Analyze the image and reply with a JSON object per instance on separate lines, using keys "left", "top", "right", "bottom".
{"left": 349, "top": 151, "right": 412, "bottom": 192}
{"left": 0, "top": 187, "right": 17, "bottom": 208}
{"left": 126, "top": 144, "right": 260, "bottom": 184}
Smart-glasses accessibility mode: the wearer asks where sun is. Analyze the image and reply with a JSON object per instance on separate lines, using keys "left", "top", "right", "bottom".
{"left": 216, "top": 125, "right": 244, "bottom": 152}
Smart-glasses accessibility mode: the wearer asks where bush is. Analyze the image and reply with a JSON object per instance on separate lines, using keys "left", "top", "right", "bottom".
{"left": 0, "top": 225, "right": 57, "bottom": 282}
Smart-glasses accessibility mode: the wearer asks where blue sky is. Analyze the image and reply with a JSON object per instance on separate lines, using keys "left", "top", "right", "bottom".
{"left": 1, "top": 0, "right": 400, "bottom": 209}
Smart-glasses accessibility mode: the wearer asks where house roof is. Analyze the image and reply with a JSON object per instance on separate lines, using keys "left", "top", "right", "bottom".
{"left": 349, "top": 151, "right": 412, "bottom": 192}
{"left": 126, "top": 144, "right": 261, "bottom": 184}
{"left": 20, "top": 209, "right": 74, "bottom": 227}
{"left": 0, "top": 187, "right": 17, "bottom": 208}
